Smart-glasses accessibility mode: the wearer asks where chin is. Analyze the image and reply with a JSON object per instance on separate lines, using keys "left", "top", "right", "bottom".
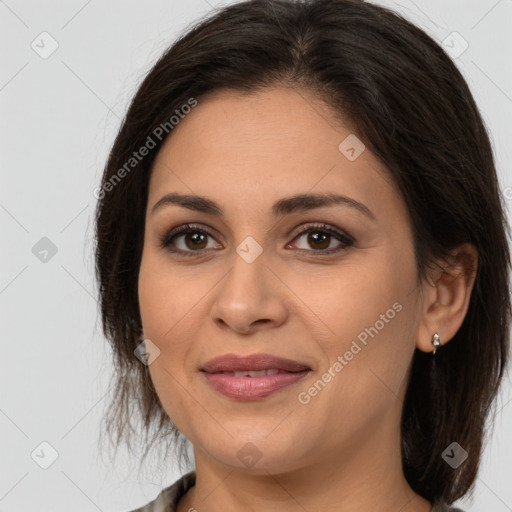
{"left": 198, "top": 434, "right": 311, "bottom": 475}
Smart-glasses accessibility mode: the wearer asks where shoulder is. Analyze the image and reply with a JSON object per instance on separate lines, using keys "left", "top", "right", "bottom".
{"left": 125, "top": 471, "right": 196, "bottom": 512}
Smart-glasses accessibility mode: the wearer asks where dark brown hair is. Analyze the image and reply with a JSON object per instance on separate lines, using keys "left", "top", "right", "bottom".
{"left": 94, "top": 0, "right": 511, "bottom": 505}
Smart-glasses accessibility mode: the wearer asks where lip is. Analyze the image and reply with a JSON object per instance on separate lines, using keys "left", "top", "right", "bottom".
{"left": 200, "top": 353, "right": 311, "bottom": 400}
{"left": 202, "top": 371, "right": 310, "bottom": 400}
{"left": 200, "top": 353, "right": 311, "bottom": 373}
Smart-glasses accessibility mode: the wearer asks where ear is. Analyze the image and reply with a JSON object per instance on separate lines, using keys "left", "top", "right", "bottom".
{"left": 416, "top": 243, "right": 478, "bottom": 353}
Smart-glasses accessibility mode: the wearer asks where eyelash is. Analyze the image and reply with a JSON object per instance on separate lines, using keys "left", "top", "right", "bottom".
{"left": 158, "top": 222, "right": 354, "bottom": 258}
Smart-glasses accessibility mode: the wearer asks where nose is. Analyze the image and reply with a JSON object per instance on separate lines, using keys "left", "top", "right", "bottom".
{"left": 210, "top": 249, "right": 288, "bottom": 335}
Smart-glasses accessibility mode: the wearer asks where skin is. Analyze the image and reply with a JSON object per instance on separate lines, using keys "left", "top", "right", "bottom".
{"left": 137, "top": 86, "right": 478, "bottom": 512}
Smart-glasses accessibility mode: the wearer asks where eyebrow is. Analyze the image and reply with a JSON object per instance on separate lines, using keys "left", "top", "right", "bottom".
{"left": 151, "top": 192, "right": 376, "bottom": 221}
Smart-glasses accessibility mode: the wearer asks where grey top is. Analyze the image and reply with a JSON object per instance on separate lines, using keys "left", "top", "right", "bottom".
{"left": 127, "top": 471, "right": 465, "bottom": 512}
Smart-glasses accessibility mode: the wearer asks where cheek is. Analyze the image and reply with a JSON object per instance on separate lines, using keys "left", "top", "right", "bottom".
{"left": 138, "top": 254, "right": 198, "bottom": 430}
{"left": 137, "top": 250, "right": 203, "bottom": 382}
{"left": 304, "top": 252, "right": 417, "bottom": 389}
{"left": 137, "top": 249, "right": 188, "bottom": 338}
{"left": 304, "top": 259, "right": 408, "bottom": 343}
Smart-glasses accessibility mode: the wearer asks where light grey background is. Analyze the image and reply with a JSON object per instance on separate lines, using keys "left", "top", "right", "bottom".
{"left": 1, "top": 1, "right": 511, "bottom": 511}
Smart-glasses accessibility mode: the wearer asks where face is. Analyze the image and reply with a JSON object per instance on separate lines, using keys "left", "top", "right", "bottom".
{"left": 138, "top": 86, "right": 424, "bottom": 474}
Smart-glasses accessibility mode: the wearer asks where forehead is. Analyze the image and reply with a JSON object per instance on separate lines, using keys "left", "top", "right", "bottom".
{"left": 148, "top": 87, "right": 405, "bottom": 225}
{"left": 153, "top": 86, "right": 361, "bottom": 171}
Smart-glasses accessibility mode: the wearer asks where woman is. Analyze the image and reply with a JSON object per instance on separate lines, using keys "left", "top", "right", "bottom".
{"left": 94, "top": 1, "right": 511, "bottom": 511}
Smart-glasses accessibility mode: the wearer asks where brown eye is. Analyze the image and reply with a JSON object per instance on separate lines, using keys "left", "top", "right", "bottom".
{"left": 160, "top": 224, "right": 220, "bottom": 256}
{"left": 305, "top": 231, "right": 331, "bottom": 250}
{"left": 182, "top": 231, "right": 208, "bottom": 250}
{"left": 287, "top": 223, "right": 354, "bottom": 254}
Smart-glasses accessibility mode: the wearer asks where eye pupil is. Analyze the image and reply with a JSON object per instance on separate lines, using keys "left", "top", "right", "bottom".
{"left": 186, "top": 232, "right": 207, "bottom": 250}
{"left": 308, "top": 231, "right": 330, "bottom": 250}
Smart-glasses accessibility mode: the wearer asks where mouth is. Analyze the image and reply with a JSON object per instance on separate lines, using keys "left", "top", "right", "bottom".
{"left": 200, "top": 353, "right": 311, "bottom": 400}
